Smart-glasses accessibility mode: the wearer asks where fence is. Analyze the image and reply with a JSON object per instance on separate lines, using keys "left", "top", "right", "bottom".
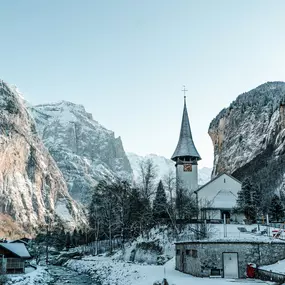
{"left": 77, "top": 238, "right": 124, "bottom": 255}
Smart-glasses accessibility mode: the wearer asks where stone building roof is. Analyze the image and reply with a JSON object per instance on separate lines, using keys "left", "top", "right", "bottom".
{"left": 171, "top": 98, "right": 201, "bottom": 161}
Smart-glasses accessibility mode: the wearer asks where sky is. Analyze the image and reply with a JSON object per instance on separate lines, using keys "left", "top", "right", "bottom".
{"left": 0, "top": 1, "right": 285, "bottom": 168}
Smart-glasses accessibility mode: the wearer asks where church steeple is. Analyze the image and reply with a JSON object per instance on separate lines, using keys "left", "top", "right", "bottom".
{"left": 171, "top": 96, "right": 201, "bottom": 162}
{"left": 171, "top": 90, "right": 201, "bottom": 192}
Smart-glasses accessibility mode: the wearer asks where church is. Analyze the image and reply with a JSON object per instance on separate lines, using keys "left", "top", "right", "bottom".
{"left": 171, "top": 94, "right": 242, "bottom": 222}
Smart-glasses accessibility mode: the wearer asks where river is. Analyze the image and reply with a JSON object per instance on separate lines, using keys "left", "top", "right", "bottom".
{"left": 46, "top": 265, "right": 94, "bottom": 284}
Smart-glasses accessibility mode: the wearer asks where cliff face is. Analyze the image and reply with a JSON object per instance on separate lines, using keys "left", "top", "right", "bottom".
{"left": 0, "top": 81, "right": 85, "bottom": 235}
{"left": 30, "top": 101, "right": 133, "bottom": 205}
{"left": 209, "top": 82, "right": 285, "bottom": 207}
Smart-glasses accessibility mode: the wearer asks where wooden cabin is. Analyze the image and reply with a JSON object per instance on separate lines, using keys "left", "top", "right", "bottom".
{"left": 0, "top": 242, "right": 31, "bottom": 274}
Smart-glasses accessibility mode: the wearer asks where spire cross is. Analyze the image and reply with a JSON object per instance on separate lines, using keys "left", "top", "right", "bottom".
{"left": 182, "top": 85, "right": 188, "bottom": 102}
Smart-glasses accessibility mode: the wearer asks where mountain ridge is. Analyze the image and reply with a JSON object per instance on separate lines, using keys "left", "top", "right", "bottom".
{"left": 209, "top": 81, "right": 285, "bottom": 211}
{"left": 0, "top": 80, "right": 85, "bottom": 236}
{"left": 127, "top": 152, "right": 212, "bottom": 187}
{"left": 30, "top": 100, "right": 133, "bottom": 205}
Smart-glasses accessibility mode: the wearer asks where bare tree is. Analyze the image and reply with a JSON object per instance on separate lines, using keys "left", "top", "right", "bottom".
{"left": 139, "top": 158, "right": 157, "bottom": 200}
{"left": 163, "top": 169, "right": 176, "bottom": 212}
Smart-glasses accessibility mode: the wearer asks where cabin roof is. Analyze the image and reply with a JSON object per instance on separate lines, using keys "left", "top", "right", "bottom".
{"left": 0, "top": 242, "right": 31, "bottom": 258}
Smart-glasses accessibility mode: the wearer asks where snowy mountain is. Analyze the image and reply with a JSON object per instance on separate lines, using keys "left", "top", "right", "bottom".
{"left": 30, "top": 101, "right": 133, "bottom": 205}
{"left": 198, "top": 167, "right": 212, "bottom": 186}
{"left": 209, "top": 81, "right": 285, "bottom": 209}
{"left": 0, "top": 81, "right": 85, "bottom": 236}
{"left": 127, "top": 152, "right": 212, "bottom": 187}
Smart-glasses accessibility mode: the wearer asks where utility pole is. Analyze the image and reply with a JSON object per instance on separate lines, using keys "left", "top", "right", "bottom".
{"left": 46, "top": 223, "right": 49, "bottom": 264}
{"left": 224, "top": 214, "right": 227, "bottom": 237}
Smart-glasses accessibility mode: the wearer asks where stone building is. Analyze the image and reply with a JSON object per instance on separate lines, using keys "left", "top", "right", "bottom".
{"left": 175, "top": 240, "right": 285, "bottom": 278}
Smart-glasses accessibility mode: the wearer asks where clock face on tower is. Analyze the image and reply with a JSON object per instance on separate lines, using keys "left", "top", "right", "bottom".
{"left": 183, "top": 164, "right": 192, "bottom": 172}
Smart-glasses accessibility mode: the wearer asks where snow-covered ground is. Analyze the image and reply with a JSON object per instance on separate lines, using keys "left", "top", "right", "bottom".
{"left": 261, "top": 259, "right": 285, "bottom": 275}
{"left": 65, "top": 223, "right": 283, "bottom": 285}
{"left": 66, "top": 255, "right": 273, "bottom": 285}
{"left": 113, "top": 224, "right": 284, "bottom": 267}
{"left": 8, "top": 223, "right": 284, "bottom": 285}
{"left": 7, "top": 266, "right": 52, "bottom": 285}
{"left": 207, "top": 224, "right": 285, "bottom": 242}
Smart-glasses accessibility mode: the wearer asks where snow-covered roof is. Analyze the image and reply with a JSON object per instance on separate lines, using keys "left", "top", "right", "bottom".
{"left": 0, "top": 242, "right": 31, "bottom": 258}
{"left": 171, "top": 99, "right": 201, "bottom": 161}
{"left": 196, "top": 173, "right": 241, "bottom": 193}
{"left": 10, "top": 239, "right": 30, "bottom": 245}
{"left": 211, "top": 190, "right": 237, "bottom": 208}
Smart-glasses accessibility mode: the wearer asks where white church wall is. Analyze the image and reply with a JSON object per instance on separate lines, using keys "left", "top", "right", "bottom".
{"left": 197, "top": 174, "right": 241, "bottom": 209}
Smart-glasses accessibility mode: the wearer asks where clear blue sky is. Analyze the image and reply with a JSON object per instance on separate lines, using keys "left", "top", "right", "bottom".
{"left": 1, "top": 1, "right": 285, "bottom": 167}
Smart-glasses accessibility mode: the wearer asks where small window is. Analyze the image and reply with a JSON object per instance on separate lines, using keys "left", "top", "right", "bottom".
{"left": 211, "top": 269, "right": 221, "bottom": 276}
{"left": 176, "top": 249, "right": 180, "bottom": 255}
{"left": 192, "top": 249, "right": 198, "bottom": 258}
{"left": 224, "top": 178, "right": 226, "bottom": 183}
{"left": 186, "top": 249, "right": 191, "bottom": 255}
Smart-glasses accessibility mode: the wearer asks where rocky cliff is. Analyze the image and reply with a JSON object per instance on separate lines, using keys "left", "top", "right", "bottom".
{"left": 209, "top": 82, "right": 285, "bottom": 208}
{"left": 30, "top": 101, "right": 133, "bottom": 205}
{"left": 0, "top": 81, "right": 85, "bottom": 236}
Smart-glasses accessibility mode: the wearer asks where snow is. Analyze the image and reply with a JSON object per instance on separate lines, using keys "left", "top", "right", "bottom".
{"left": 66, "top": 255, "right": 272, "bottom": 285}
{"left": 7, "top": 266, "right": 52, "bottom": 285}
{"left": 65, "top": 223, "right": 283, "bottom": 284}
{"left": 207, "top": 224, "right": 285, "bottom": 242}
{"left": 212, "top": 190, "right": 238, "bottom": 208}
{"left": 0, "top": 242, "right": 30, "bottom": 258}
{"left": 55, "top": 199, "right": 74, "bottom": 223}
{"left": 261, "top": 258, "right": 285, "bottom": 275}
{"left": 30, "top": 100, "right": 133, "bottom": 205}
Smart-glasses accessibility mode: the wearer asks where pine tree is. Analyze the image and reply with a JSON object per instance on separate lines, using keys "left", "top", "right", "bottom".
{"left": 237, "top": 178, "right": 259, "bottom": 222}
{"left": 72, "top": 229, "right": 79, "bottom": 247}
{"left": 176, "top": 186, "right": 197, "bottom": 220}
{"left": 128, "top": 188, "right": 144, "bottom": 237}
{"left": 49, "top": 225, "right": 66, "bottom": 250}
{"left": 78, "top": 229, "right": 85, "bottom": 245}
{"left": 153, "top": 180, "right": 168, "bottom": 222}
{"left": 269, "top": 195, "right": 284, "bottom": 222}
{"left": 65, "top": 232, "right": 71, "bottom": 250}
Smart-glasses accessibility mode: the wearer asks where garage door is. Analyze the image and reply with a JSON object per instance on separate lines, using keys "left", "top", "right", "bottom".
{"left": 223, "top": 252, "right": 238, "bottom": 279}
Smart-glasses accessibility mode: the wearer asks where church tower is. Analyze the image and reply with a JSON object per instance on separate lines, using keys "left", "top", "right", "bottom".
{"left": 171, "top": 95, "right": 201, "bottom": 192}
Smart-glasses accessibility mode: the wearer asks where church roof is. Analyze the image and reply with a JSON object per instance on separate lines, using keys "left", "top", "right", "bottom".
{"left": 211, "top": 190, "right": 238, "bottom": 208}
{"left": 171, "top": 98, "right": 201, "bottom": 161}
{"left": 195, "top": 173, "right": 242, "bottom": 193}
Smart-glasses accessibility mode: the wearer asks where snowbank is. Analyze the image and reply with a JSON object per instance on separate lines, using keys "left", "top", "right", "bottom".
{"left": 113, "top": 226, "right": 175, "bottom": 265}
{"left": 261, "top": 259, "right": 285, "bottom": 275}
{"left": 7, "top": 266, "right": 52, "bottom": 285}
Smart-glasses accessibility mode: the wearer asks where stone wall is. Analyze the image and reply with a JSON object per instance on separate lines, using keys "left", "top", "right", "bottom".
{"left": 256, "top": 268, "right": 285, "bottom": 284}
{"left": 176, "top": 241, "right": 285, "bottom": 278}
